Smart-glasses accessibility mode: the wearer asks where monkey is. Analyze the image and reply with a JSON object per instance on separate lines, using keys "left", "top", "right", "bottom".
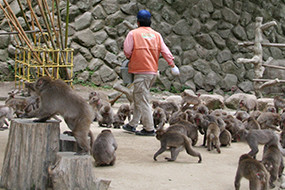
{"left": 152, "top": 107, "right": 167, "bottom": 130}
{"left": 20, "top": 76, "right": 93, "bottom": 155}
{"left": 234, "top": 154, "right": 269, "bottom": 190}
{"left": 180, "top": 91, "right": 201, "bottom": 111}
{"left": 167, "top": 118, "right": 199, "bottom": 146}
{"left": 238, "top": 99, "right": 258, "bottom": 113}
{"left": 194, "top": 113, "right": 217, "bottom": 146}
{"left": 210, "top": 109, "right": 228, "bottom": 117}
{"left": 152, "top": 100, "right": 179, "bottom": 120}
{"left": 206, "top": 122, "right": 221, "bottom": 153}
{"left": 113, "top": 112, "right": 126, "bottom": 129}
{"left": 88, "top": 91, "right": 109, "bottom": 102}
{"left": 245, "top": 116, "right": 261, "bottom": 130}
{"left": 224, "top": 115, "right": 244, "bottom": 142}
{"left": 235, "top": 129, "right": 281, "bottom": 158}
{"left": 274, "top": 95, "right": 285, "bottom": 113}
{"left": 265, "top": 105, "right": 276, "bottom": 113}
{"left": 256, "top": 112, "right": 281, "bottom": 132}
{"left": 280, "top": 130, "right": 285, "bottom": 148}
{"left": 250, "top": 110, "right": 262, "bottom": 120}
{"left": 262, "top": 144, "right": 284, "bottom": 188}
{"left": 89, "top": 95, "right": 110, "bottom": 121}
{"left": 113, "top": 104, "right": 132, "bottom": 129}
{"left": 235, "top": 110, "right": 250, "bottom": 122}
{"left": 0, "top": 105, "right": 14, "bottom": 129}
{"left": 197, "top": 104, "right": 209, "bottom": 115}
{"left": 184, "top": 109, "right": 196, "bottom": 123}
{"left": 168, "top": 110, "right": 187, "bottom": 125}
{"left": 92, "top": 129, "right": 118, "bottom": 167}
{"left": 153, "top": 129, "right": 202, "bottom": 163}
{"left": 97, "top": 105, "right": 114, "bottom": 128}
{"left": 219, "top": 129, "right": 232, "bottom": 147}
{"left": 5, "top": 90, "right": 28, "bottom": 117}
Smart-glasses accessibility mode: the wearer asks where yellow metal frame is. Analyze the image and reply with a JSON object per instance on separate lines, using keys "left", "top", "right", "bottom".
{"left": 14, "top": 33, "right": 74, "bottom": 89}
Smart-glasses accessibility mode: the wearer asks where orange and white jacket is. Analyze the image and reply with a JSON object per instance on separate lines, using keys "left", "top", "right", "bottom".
{"left": 124, "top": 27, "right": 174, "bottom": 74}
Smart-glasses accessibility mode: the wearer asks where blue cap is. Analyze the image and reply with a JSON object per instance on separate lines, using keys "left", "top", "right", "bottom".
{"left": 137, "top": 10, "right": 151, "bottom": 21}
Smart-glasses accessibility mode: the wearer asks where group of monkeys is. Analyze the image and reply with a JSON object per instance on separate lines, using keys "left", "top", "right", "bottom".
{"left": 2, "top": 76, "right": 285, "bottom": 189}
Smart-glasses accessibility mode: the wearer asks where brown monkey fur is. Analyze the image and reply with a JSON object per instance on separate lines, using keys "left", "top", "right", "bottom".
{"left": 22, "top": 76, "right": 93, "bottom": 155}
{"left": 152, "top": 100, "right": 179, "bottom": 120}
{"left": 274, "top": 95, "right": 285, "bottom": 113}
{"left": 153, "top": 107, "right": 167, "bottom": 129}
{"left": 256, "top": 112, "right": 281, "bottom": 132}
{"left": 168, "top": 110, "right": 187, "bottom": 125}
{"left": 234, "top": 154, "right": 269, "bottom": 190}
{"left": 180, "top": 91, "right": 201, "bottom": 111}
{"left": 167, "top": 119, "right": 198, "bottom": 146}
{"left": 245, "top": 116, "right": 261, "bottom": 130}
{"left": 154, "top": 130, "right": 202, "bottom": 163}
{"left": 238, "top": 99, "right": 258, "bottom": 113}
{"left": 206, "top": 122, "right": 221, "bottom": 153}
{"left": 235, "top": 129, "right": 280, "bottom": 158}
{"left": 280, "top": 130, "right": 285, "bottom": 148}
{"left": 219, "top": 129, "right": 232, "bottom": 147}
{"left": 235, "top": 110, "right": 250, "bottom": 122}
{"left": 89, "top": 94, "right": 110, "bottom": 121}
{"left": 92, "top": 129, "right": 118, "bottom": 167}
{"left": 97, "top": 105, "right": 114, "bottom": 128}
{"left": 262, "top": 144, "right": 284, "bottom": 188}
{"left": 113, "top": 104, "right": 131, "bottom": 129}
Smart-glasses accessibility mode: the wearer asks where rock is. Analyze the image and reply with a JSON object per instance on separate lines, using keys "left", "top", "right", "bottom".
{"left": 200, "top": 94, "right": 225, "bottom": 110}
{"left": 75, "top": 12, "right": 92, "bottom": 31}
{"left": 225, "top": 93, "right": 257, "bottom": 110}
{"left": 74, "top": 29, "right": 97, "bottom": 47}
{"left": 73, "top": 53, "right": 88, "bottom": 72}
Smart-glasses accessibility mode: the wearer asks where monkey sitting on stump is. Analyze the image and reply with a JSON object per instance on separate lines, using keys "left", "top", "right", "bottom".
{"left": 92, "top": 129, "right": 118, "bottom": 167}
{"left": 153, "top": 129, "right": 202, "bottom": 163}
{"left": 20, "top": 76, "right": 93, "bottom": 155}
{"left": 234, "top": 154, "right": 269, "bottom": 190}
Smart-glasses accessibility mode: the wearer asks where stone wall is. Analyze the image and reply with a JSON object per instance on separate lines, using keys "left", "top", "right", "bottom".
{"left": 1, "top": 0, "right": 285, "bottom": 94}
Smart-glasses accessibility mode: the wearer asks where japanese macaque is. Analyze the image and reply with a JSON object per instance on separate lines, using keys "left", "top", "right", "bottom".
{"left": 168, "top": 110, "right": 187, "bottom": 125}
{"left": 194, "top": 113, "right": 217, "bottom": 146}
{"left": 250, "top": 110, "right": 262, "bottom": 120}
{"left": 210, "top": 109, "right": 228, "bottom": 117}
{"left": 21, "top": 76, "right": 93, "bottom": 155}
{"left": 235, "top": 129, "right": 280, "bottom": 158}
{"left": 256, "top": 112, "right": 281, "bottom": 132}
{"left": 206, "top": 122, "right": 221, "bottom": 153}
{"left": 235, "top": 110, "right": 250, "bottom": 122}
{"left": 219, "top": 129, "right": 232, "bottom": 147}
{"left": 153, "top": 107, "right": 167, "bottom": 129}
{"left": 0, "top": 105, "right": 14, "bottom": 129}
{"left": 5, "top": 90, "right": 28, "bottom": 117}
{"left": 274, "top": 95, "right": 285, "bottom": 113}
{"left": 245, "top": 116, "right": 261, "bottom": 130}
{"left": 89, "top": 94, "right": 110, "bottom": 121}
{"left": 154, "top": 129, "right": 202, "bottom": 163}
{"left": 234, "top": 154, "right": 269, "bottom": 190}
{"left": 262, "top": 144, "right": 284, "bottom": 188}
{"left": 88, "top": 91, "right": 109, "bottom": 102}
{"left": 224, "top": 115, "right": 244, "bottom": 142}
{"left": 92, "top": 129, "right": 118, "bottom": 167}
{"left": 167, "top": 118, "right": 198, "bottom": 146}
{"left": 265, "top": 105, "right": 276, "bottom": 113}
{"left": 238, "top": 99, "right": 258, "bottom": 113}
{"left": 180, "top": 91, "right": 201, "bottom": 111}
{"left": 152, "top": 100, "right": 179, "bottom": 120}
{"left": 197, "top": 105, "right": 209, "bottom": 115}
{"left": 97, "top": 105, "right": 114, "bottom": 128}
{"left": 113, "top": 104, "right": 131, "bottom": 129}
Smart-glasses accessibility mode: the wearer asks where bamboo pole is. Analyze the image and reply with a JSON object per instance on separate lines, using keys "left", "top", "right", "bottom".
{"left": 16, "top": 0, "right": 34, "bottom": 40}
{"left": 55, "top": 0, "right": 64, "bottom": 50}
{"left": 65, "top": 0, "right": 70, "bottom": 49}
{"left": 238, "top": 42, "right": 285, "bottom": 48}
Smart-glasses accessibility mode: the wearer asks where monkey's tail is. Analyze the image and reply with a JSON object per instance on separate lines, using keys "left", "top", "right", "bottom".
{"left": 182, "top": 134, "right": 202, "bottom": 163}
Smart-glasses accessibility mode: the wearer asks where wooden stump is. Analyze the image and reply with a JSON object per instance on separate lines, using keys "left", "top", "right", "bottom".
{"left": 49, "top": 152, "right": 111, "bottom": 190}
{"left": 59, "top": 134, "right": 90, "bottom": 152}
{"left": 0, "top": 119, "right": 60, "bottom": 190}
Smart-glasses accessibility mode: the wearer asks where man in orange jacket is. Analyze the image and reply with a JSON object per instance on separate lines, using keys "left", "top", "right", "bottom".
{"left": 123, "top": 9, "right": 179, "bottom": 136}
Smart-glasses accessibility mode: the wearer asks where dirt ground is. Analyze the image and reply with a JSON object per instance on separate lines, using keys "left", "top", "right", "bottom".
{"left": 0, "top": 82, "right": 284, "bottom": 190}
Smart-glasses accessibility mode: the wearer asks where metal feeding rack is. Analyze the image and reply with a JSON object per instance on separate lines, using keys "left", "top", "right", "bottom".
{"left": 14, "top": 34, "right": 74, "bottom": 88}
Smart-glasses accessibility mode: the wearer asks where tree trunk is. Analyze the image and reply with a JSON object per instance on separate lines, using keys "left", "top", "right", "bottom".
{"left": 48, "top": 152, "right": 110, "bottom": 190}
{"left": 0, "top": 119, "right": 60, "bottom": 190}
